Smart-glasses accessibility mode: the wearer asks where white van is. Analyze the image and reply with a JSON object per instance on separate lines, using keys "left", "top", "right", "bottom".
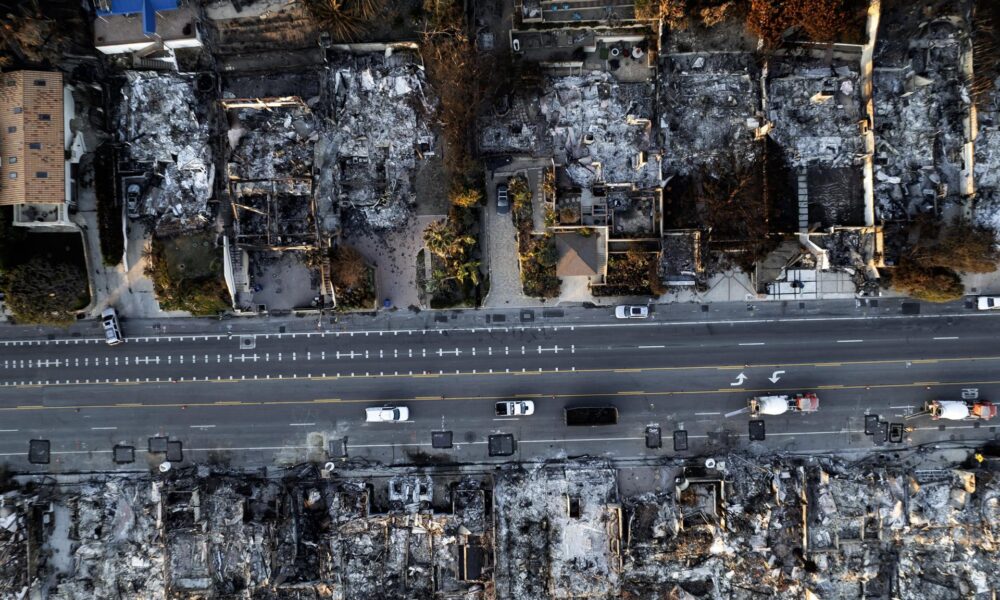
{"left": 101, "top": 307, "right": 123, "bottom": 346}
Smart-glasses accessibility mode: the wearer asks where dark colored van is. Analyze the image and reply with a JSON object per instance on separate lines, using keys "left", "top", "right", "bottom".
{"left": 564, "top": 406, "right": 618, "bottom": 426}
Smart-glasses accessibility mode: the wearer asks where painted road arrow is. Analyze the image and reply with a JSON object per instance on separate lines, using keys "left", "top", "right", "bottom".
{"left": 730, "top": 373, "right": 748, "bottom": 386}
{"left": 768, "top": 370, "right": 785, "bottom": 383}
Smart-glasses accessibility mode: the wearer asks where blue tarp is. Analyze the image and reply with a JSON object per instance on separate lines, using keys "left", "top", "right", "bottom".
{"left": 95, "top": 0, "right": 179, "bottom": 35}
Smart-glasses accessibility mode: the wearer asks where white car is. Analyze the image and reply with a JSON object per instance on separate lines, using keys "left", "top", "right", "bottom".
{"left": 615, "top": 305, "right": 649, "bottom": 319}
{"left": 978, "top": 296, "right": 1000, "bottom": 310}
{"left": 101, "top": 307, "right": 123, "bottom": 346}
{"left": 365, "top": 406, "right": 409, "bottom": 422}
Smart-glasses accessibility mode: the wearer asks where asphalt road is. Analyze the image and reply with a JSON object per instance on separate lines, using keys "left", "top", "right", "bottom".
{"left": 2, "top": 307, "right": 1000, "bottom": 470}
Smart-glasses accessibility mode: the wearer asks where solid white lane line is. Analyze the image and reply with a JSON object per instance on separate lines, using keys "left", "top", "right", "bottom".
{"left": 694, "top": 412, "right": 721, "bottom": 416}
{"left": 837, "top": 339, "right": 863, "bottom": 343}
{"left": 738, "top": 342, "right": 765, "bottom": 346}
{"left": 90, "top": 426, "right": 117, "bottom": 430}
{"left": 933, "top": 336, "right": 959, "bottom": 340}
{"left": 638, "top": 345, "right": 665, "bottom": 349}
{"left": 190, "top": 424, "right": 216, "bottom": 429}
{"left": 289, "top": 422, "right": 316, "bottom": 427}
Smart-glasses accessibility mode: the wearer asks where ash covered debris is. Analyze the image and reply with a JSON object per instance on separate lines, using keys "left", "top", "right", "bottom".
{"left": 2, "top": 468, "right": 494, "bottom": 599}
{"left": 873, "top": 1, "right": 975, "bottom": 221}
{"left": 541, "top": 72, "right": 661, "bottom": 189}
{"left": 325, "top": 49, "right": 437, "bottom": 231}
{"left": 660, "top": 52, "right": 765, "bottom": 175}
{"left": 659, "top": 230, "right": 704, "bottom": 287}
{"left": 115, "top": 72, "right": 214, "bottom": 233}
{"left": 2, "top": 455, "right": 1000, "bottom": 597}
{"left": 494, "top": 462, "right": 622, "bottom": 599}
{"left": 767, "top": 55, "right": 866, "bottom": 169}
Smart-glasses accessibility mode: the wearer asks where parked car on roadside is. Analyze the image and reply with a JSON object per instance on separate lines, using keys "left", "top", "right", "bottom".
{"left": 101, "top": 307, "right": 123, "bottom": 346}
{"left": 496, "top": 183, "right": 510, "bottom": 214}
{"left": 978, "top": 296, "right": 1000, "bottom": 310}
{"left": 615, "top": 305, "right": 649, "bottom": 319}
{"left": 365, "top": 406, "right": 409, "bottom": 422}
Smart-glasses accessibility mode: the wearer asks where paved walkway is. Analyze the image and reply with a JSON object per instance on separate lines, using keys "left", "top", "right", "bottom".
{"left": 72, "top": 173, "right": 186, "bottom": 320}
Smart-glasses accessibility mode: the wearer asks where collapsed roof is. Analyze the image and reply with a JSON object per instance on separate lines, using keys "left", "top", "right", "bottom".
{"left": 541, "top": 72, "right": 661, "bottom": 189}
{"left": 767, "top": 57, "right": 866, "bottom": 169}
{"left": 326, "top": 50, "right": 436, "bottom": 231}
{"left": 660, "top": 53, "right": 764, "bottom": 175}
{"left": 115, "top": 72, "right": 213, "bottom": 232}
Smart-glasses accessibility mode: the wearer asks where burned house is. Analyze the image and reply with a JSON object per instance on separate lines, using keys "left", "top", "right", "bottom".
{"left": 494, "top": 464, "right": 622, "bottom": 599}
{"left": 326, "top": 47, "right": 437, "bottom": 231}
{"left": 5, "top": 469, "right": 494, "bottom": 599}
{"left": 223, "top": 95, "right": 329, "bottom": 313}
{"left": 115, "top": 71, "right": 213, "bottom": 233}
{"left": 660, "top": 52, "right": 765, "bottom": 175}
{"left": 2, "top": 454, "right": 1000, "bottom": 599}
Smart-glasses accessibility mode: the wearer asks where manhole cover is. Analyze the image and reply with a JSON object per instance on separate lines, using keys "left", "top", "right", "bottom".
{"left": 673, "top": 430, "right": 688, "bottom": 451}
{"left": 148, "top": 437, "right": 168, "bottom": 453}
{"left": 749, "top": 420, "right": 766, "bottom": 441}
{"left": 864, "top": 414, "right": 881, "bottom": 435}
{"left": 241, "top": 336, "right": 255, "bottom": 349}
{"left": 488, "top": 434, "right": 515, "bottom": 457}
{"left": 165, "top": 441, "right": 183, "bottom": 462}
{"left": 113, "top": 445, "right": 135, "bottom": 464}
{"left": 645, "top": 426, "right": 661, "bottom": 449}
{"left": 28, "top": 439, "right": 50, "bottom": 464}
{"left": 432, "top": 431, "right": 453, "bottom": 449}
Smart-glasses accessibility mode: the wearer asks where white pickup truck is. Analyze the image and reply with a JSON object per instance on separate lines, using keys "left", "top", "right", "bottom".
{"left": 495, "top": 400, "right": 535, "bottom": 417}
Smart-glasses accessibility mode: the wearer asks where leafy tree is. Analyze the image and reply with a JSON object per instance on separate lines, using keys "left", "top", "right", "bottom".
{"left": 2, "top": 257, "right": 88, "bottom": 325}
{"left": 891, "top": 259, "right": 965, "bottom": 303}
{"left": 424, "top": 219, "right": 476, "bottom": 262}
{"left": 746, "top": 0, "right": 849, "bottom": 48}
{"left": 916, "top": 223, "right": 999, "bottom": 273}
{"left": 330, "top": 244, "right": 369, "bottom": 289}
{"left": 449, "top": 187, "right": 482, "bottom": 208}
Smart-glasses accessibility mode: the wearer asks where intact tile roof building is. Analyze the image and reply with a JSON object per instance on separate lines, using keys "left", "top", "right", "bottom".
{"left": 0, "top": 70, "right": 72, "bottom": 227}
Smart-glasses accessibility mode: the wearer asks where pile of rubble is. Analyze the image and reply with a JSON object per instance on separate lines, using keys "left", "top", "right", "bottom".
{"left": 2, "top": 453, "right": 1000, "bottom": 599}
{"left": 767, "top": 56, "right": 866, "bottom": 169}
{"left": 660, "top": 53, "right": 764, "bottom": 174}
{"left": 540, "top": 72, "right": 661, "bottom": 189}
{"left": 115, "top": 72, "right": 214, "bottom": 232}
{"left": 325, "top": 49, "right": 437, "bottom": 231}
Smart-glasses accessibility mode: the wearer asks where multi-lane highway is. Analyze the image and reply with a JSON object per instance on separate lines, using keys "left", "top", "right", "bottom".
{"left": 1, "top": 301, "right": 999, "bottom": 469}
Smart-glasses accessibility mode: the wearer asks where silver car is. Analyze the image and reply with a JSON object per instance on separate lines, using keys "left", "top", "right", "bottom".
{"left": 101, "top": 307, "right": 123, "bottom": 345}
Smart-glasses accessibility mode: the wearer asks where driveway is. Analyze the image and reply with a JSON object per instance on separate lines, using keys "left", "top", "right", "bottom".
{"left": 482, "top": 172, "right": 545, "bottom": 308}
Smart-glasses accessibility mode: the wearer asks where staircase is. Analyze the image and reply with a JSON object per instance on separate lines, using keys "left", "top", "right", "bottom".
{"left": 797, "top": 167, "right": 809, "bottom": 233}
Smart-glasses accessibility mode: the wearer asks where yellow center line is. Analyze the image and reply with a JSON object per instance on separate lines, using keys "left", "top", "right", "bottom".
{"left": 8, "top": 354, "right": 1000, "bottom": 390}
{"left": 1, "top": 376, "right": 998, "bottom": 413}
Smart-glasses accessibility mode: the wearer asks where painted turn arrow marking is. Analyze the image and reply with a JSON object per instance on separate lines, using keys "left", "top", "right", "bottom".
{"left": 730, "top": 373, "right": 748, "bottom": 386}
{"left": 768, "top": 370, "right": 785, "bottom": 383}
